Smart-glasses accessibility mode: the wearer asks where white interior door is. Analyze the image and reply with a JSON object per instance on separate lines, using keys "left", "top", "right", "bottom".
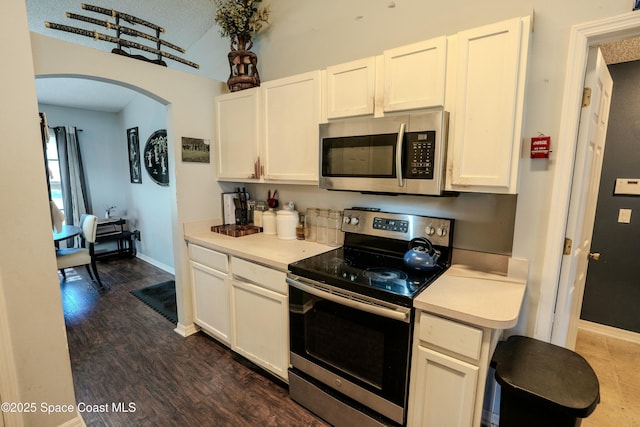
{"left": 551, "top": 47, "right": 613, "bottom": 348}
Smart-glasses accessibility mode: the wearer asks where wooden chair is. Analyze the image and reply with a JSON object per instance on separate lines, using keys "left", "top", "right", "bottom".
{"left": 56, "top": 214, "right": 104, "bottom": 289}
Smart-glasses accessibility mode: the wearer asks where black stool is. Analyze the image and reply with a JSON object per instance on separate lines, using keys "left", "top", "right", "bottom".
{"left": 491, "top": 335, "right": 600, "bottom": 427}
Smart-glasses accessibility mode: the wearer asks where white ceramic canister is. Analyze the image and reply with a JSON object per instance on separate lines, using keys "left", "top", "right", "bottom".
{"left": 276, "top": 206, "right": 299, "bottom": 240}
{"left": 262, "top": 209, "right": 277, "bottom": 235}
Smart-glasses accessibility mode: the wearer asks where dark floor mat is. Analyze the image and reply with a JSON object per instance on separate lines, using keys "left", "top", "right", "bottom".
{"left": 130, "top": 280, "right": 177, "bottom": 324}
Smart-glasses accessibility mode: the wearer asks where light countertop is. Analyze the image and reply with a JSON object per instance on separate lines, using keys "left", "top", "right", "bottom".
{"left": 185, "top": 224, "right": 526, "bottom": 329}
{"left": 414, "top": 264, "right": 526, "bottom": 329}
{"left": 185, "top": 230, "right": 335, "bottom": 271}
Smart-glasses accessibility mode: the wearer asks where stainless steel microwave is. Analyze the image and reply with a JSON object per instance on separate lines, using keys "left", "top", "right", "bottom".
{"left": 319, "top": 109, "right": 449, "bottom": 195}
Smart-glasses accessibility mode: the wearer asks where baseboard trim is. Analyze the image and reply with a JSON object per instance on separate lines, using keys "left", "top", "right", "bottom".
{"left": 174, "top": 322, "right": 198, "bottom": 337}
{"left": 579, "top": 320, "right": 640, "bottom": 345}
{"left": 58, "top": 413, "right": 86, "bottom": 427}
{"left": 482, "top": 409, "right": 500, "bottom": 427}
{"left": 135, "top": 253, "right": 175, "bottom": 275}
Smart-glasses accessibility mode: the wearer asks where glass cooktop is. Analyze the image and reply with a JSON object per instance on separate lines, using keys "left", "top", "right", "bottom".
{"left": 288, "top": 247, "right": 447, "bottom": 307}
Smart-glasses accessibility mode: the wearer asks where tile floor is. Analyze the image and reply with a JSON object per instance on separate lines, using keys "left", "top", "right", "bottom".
{"left": 575, "top": 328, "right": 640, "bottom": 427}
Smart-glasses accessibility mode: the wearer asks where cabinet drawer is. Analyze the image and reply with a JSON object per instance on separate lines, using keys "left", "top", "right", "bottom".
{"left": 418, "top": 312, "right": 483, "bottom": 361}
{"left": 189, "top": 244, "right": 229, "bottom": 273}
{"left": 231, "top": 257, "right": 287, "bottom": 295}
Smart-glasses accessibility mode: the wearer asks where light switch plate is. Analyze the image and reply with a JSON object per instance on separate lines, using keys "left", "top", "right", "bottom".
{"left": 618, "top": 208, "right": 632, "bottom": 224}
{"left": 614, "top": 179, "right": 640, "bottom": 195}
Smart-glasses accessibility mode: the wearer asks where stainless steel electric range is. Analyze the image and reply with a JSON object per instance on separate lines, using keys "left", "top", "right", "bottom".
{"left": 287, "top": 208, "right": 454, "bottom": 427}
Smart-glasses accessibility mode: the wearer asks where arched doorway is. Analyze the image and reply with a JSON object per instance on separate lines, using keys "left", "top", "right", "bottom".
{"left": 36, "top": 75, "right": 175, "bottom": 271}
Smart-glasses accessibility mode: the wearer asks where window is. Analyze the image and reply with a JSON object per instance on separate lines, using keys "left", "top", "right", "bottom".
{"left": 46, "top": 130, "right": 65, "bottom": 219}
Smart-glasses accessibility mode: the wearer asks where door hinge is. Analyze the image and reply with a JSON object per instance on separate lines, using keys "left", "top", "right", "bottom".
{"left": 582, "top": 87, "right": 592, "bottom": 107}
{"left": 563, "top": 238, "right": 572, "bottom": 255}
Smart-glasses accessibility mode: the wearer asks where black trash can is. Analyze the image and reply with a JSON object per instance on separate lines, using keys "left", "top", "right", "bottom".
{"left": 491, "top": 335, "right": 600, "bottom": 427}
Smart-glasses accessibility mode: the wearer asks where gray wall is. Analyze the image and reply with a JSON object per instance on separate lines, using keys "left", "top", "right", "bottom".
{"left": 581, "top": 60, "right": 640, "bottom": 333}
{"left": 39, "top": 94, "right": 174, "bottom": 271}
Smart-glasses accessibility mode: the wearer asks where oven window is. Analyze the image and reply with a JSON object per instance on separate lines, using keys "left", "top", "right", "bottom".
{"left": 306, "top": 301, "right": 385, "bottom": 389}
{"left": 322, "top": 134, "right": 396, "bottom": 177}
{"left": 290, "top": 288, "right": 410, "bottom": 406}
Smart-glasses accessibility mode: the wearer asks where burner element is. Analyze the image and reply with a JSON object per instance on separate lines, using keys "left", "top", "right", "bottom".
{"left": 363, "top": 268, "right": 408, "bottom": 283}
{"left": 363, "top": 267, "right": 414, "bottom": 295}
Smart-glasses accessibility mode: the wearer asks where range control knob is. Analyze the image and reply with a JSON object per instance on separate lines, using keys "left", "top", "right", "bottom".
{"left": 343, "top": 216, "right": 351, "bottom": 225}
{"left": 425, "top": 225, "right": 435, "bottom": 236}
{"left": 350, "top": 217, "right": 360, "bottom": 225}
{"left": 436, "top": 226, "right": 447, "bottom": 237}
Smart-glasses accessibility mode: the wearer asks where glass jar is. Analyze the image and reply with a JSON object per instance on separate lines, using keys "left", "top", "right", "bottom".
{"left": 327, "top": 210, "right": 344, "bottom": 247}
{"left": 296, "top": 214, "right": 306, "bottom": 240}
{"left": 316, "top": 209, "right": 329, "bottom": 244}
{"left": 253, "top": 200, "right": 267, "bottom": 228}
{"left": 305, "top": 208, "right": 319, "bottom": 241}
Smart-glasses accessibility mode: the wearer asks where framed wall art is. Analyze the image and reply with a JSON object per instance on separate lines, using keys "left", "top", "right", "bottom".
{"left": 144, "top": 129, "right": 169, "bottom": 186}
{"left": 181, "top": 137, "right": 210, "bottom": 163}
{"left": 127, "top": 127, "right": 142, "bottom": 184}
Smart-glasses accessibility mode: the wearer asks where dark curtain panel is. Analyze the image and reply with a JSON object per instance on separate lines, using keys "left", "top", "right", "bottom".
{"left": 54, "top": 126, "right": 91, "bottom": 227}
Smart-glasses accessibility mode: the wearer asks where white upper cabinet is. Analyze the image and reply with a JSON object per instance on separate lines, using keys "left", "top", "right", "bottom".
{"left": 325, "top": 57, "right": 377, "bottom": 119}
{"left": 446, "top": 16, "right": 531, "bottom": 194}
{"left": 215, "top": 71, "right": 321, "bottom": 184}
{"left": 262, "top": 71, "right": 322, "bottom": 183}
{"left": 215, "top": 88, "right": 261, "bottom": 180}
{"left": 383, "top": 36, "right": 447, "bottom": 112}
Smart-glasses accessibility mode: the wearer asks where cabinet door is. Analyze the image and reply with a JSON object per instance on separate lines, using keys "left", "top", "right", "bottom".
{"left": 383, "top": 36, "right": 447, "bottom": 112}
{"left": 408, "top": 346, "right": 479, "bottom": 427}
{"left": 215, "top": 88, "right": 261, "bottom": 180}
{"left": 262, "top": 71, "right": 322, "bottom": 182}
{"left": 447, "top": 17, "right": 530, "bottom": 193}
{"left": 231, "top": 279, "right": 289, "bottom": 381}
{"left": 190, "top": 261, "right": 231, "bottom": 345}
{"left": 326, "top": 57, "right": 376, "bottom": 119}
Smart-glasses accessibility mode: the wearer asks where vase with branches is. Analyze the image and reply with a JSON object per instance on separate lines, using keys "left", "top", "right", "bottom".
{"left": 213, "top": 0, "right": 270, "bottom": 91}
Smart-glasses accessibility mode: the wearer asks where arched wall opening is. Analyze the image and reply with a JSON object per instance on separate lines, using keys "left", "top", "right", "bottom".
{"left": 31, "top": 32, "right": 225, "bottom": 334}
{"left": 37, "top": 75, "right": 175, "bottom": 270}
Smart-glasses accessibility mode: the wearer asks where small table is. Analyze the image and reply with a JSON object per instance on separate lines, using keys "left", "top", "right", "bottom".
{"left": 95, "top": 218, "right": 137, "bottom": 259}
{"left": 53, "top": 225, "right": 81, "bottom": 242}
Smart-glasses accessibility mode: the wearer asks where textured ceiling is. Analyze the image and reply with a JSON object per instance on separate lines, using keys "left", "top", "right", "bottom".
{"left": 27, "top": 0, "right": 216, "bottom": 55}
{"left": 28, "top": 0, "right": 216, "bottom": 112}
{"left": 599, "top": 38, "right": 640, "bottom": 65}
{"left": 27, "top": 2, "right": 640, "bottom": 112}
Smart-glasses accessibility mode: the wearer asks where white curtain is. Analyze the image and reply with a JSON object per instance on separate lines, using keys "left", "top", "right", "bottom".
{"left": 54, "top": 126, "right": 90, "bottom": 228}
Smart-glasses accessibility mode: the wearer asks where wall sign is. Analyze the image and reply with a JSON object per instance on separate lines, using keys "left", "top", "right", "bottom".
{"left": 531, "top": 135, "right": 551, "bottom": 158}
{"left": 144, "top": 129, "right": 169, "bottom": 186}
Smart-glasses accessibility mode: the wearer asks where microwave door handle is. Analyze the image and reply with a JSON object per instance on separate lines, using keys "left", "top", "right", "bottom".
{"left": 396, "top": 123, "right": 406, "bottom": 187}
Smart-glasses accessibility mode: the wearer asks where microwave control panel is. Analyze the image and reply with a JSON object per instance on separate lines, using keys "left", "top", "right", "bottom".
{"left": 405, "top": 131, "right": 436, "bottom": 179}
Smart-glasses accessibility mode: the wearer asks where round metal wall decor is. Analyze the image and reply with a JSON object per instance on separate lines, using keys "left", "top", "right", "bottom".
{"left": 143, "top": 129, "right": 169, "bottom": 186}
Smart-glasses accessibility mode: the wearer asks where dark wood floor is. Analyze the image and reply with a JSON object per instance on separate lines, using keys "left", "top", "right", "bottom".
{"left": 60, "top": 257, "right": 330, "bottom": 427}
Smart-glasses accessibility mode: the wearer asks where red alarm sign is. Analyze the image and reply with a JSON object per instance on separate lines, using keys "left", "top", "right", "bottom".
{"left": 531, "top": 136, "right": 551, "bottom": 158}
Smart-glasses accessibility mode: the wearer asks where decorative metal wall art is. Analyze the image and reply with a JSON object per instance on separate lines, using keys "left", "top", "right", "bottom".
{"left": 144, "top": 130, "right": 169, "bottom": 186}
{"left": 44, "top": 3, "right": 199, "bottom": 69}
{"left": 127, "top": 127, "right": 142, "bottom": 183}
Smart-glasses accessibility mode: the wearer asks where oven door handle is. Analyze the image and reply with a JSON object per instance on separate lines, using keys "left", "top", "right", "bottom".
{"left": 287, "top": 277, "right": 410, "bottom": 323}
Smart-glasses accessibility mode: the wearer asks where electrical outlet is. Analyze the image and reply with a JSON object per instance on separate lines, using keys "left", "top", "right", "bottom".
{"left": 618, "top": 208, "right": 632, "bottom": 224}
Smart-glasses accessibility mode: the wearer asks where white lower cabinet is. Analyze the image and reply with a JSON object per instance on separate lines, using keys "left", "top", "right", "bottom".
{"left": 230, "top": 257, "right": 289, "bottom": 381}
{"left": 189, "top": 245, "right": 232, "bottom": 345}
{"left": 410, "top": 347, "right": 479, "bottom": 427}
{"left": 188, "top": 245, "right": 290, "bottom": 382}
{"left": 408, "top": 312, "right": 493, "bottom": 427}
